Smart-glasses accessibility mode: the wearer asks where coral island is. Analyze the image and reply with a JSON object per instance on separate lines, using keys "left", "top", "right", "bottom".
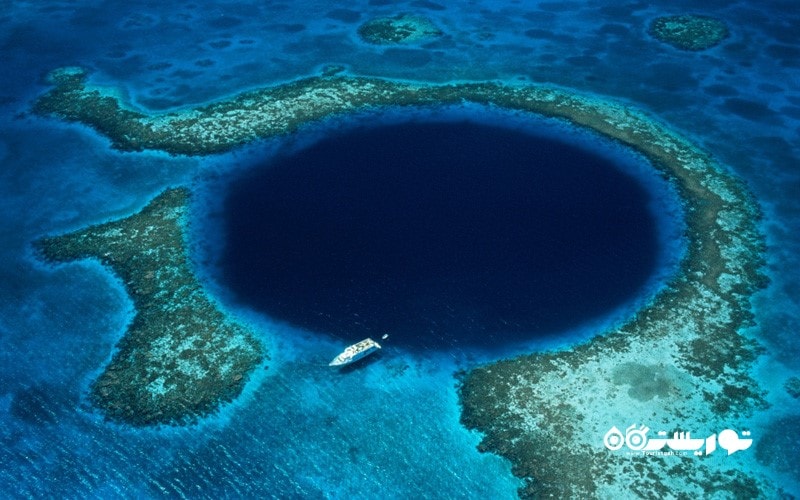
{"left": 357, "top": 14, "right": 443, "bottom": 45}
{"left": 36, "top": 188, "right": 264, "bottom": 426}
{"left": 649, "top": 14, "right": 729, "bottom": 51}
{"left": 34, "top": 67, "right": 774, "bottom": 494}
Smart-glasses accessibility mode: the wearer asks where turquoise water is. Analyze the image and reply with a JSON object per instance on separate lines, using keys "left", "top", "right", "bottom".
{"left": 1, "top": 0, "right": 798, "bottom": 497}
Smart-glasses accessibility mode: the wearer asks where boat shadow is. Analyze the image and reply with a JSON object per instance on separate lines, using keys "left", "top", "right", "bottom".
{"left": 335, "top": 351, "right": 383, "bottom": 374}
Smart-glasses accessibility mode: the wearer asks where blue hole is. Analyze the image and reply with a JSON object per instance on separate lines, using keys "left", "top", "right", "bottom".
{"left": 220, "top": 120, "right": 659, "bottom": 350}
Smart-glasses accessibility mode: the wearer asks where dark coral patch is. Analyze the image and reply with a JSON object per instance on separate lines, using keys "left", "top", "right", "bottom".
{"left": 722, "top": 97, "right": 781, "bottom": 123}
{"left": 206, "top": 15, "right": 242, "bottom": 29}
{"left": 703, "top": 84, "right": 738, "bottom": 97}
{"left": 10, "top": 385, "right": 71, "bottom": 426}
{"left": 410, "top": 0, "right": 446, "bottom": 11}
{"left": 649, "top": 15, "right": 729, "bottom": 51}
{"left": 357, "top": 14, "right": 443, "bottom": 45}
{"left": 786, "top": 377, "right": 800, "bottom": 398}
{"left": 209, "top": 40, "right": 232, "bottom": 49}
{"left": 275, "top": 23, "right": 306, "bottom": 33}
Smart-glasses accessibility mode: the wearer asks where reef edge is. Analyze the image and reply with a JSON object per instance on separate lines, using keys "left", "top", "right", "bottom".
{"left": 36, "top": 188, "right": 265, "bottom": 427}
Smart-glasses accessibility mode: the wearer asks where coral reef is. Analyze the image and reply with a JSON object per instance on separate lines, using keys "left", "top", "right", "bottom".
{"left": 785, "top": 376, "right": 800, "bottom": 398}
{"left": 357, "top": 14, "right": 443, "bottom": 45}
{"left": 34, "top": 69, "right": 772, "bottom": 494}
{"left": 36, "top": 188, "right": 264, "bottom": 426}
{"left": 649, "top": 15, "right": 729, "bottom": 51}
{"left": 457, "top": 100, "right": 772, "bottom": 496}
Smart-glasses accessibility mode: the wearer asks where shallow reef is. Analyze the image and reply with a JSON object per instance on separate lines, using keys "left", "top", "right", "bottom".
{"left": 786, "top": 376, "right": 800, "bottom": 399}
{"left": 649, "top": 15, "right": 729, "bottom": 51}
{"left": 34, "top": 68, "right": 773, "bottom": 494}
{"left": 36, "top": 188, "right": 264, "bottom": 426}
{"left": 357, "top": 14, "right": 443, "bottom": 45}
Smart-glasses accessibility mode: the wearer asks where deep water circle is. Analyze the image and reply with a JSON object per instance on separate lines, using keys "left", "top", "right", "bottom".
{"left": 220, "top": 120, "right": 660, "bottom": 350}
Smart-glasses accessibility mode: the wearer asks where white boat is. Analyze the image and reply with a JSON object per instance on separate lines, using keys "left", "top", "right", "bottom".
{"left": 329, "top": 335, "right": 388, "bottom": 366}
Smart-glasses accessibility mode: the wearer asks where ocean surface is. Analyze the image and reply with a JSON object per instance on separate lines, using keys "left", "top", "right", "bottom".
{"left": 1, "top": 0, "right": 798, "bottom": 497}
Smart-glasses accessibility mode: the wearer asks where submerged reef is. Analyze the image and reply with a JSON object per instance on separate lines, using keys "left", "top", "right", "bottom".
{"left": 36, "top": 189, "right": 264, "bottom": 426}
{"left": 35, "top": 68, "right": 772, "bottom": 494}
{"left": 357, "top": 14, "right": 443, "bottom": 45}
{"left": 786, "top": 376, "right": 800, "bottom": 399}
{"left": 649, "top": 15, "right": 729, "bottom": 51}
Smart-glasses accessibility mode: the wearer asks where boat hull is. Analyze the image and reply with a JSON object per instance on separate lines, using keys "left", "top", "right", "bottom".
{"left": 329, "top": 338, "right": 382, "bottom": 366}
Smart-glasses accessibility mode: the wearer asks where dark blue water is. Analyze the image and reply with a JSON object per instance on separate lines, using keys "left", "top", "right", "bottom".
{"left": 221, "top": 121, "right": 657, "bottom": 349}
